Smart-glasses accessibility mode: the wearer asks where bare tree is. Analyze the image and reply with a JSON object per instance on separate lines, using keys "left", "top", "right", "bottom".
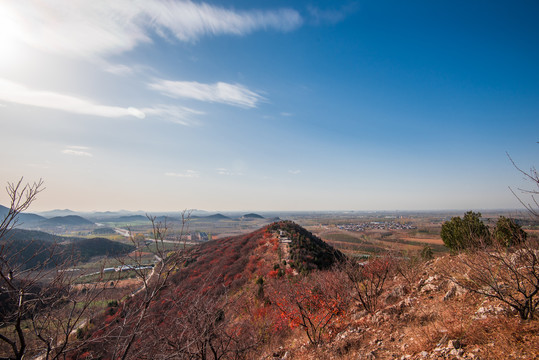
{"left": 81, "top": 211, "right": 192, "bottom": 360}
{"left": 143, "top": 273, "right": 260, "bottom": 360}
{"left": 507, "top": 152, "right": 539, "bottom": 219}
{"left": 74, "top": 211, "right": 265, "bottom": 360}
{"left": 442, "top": 235, "right": 539, "bottom": 320}
{"left": 343, "top": 255, "right": 394, "bottom": 314}
{"left": 438, "top": 154, "right": 539, "bottom": 321}
{"left": 0, "top": 178, "right": 112, "bottom": 360}
{"left": 31, "top": 270, "right": 113, "bottom": 360}
{"left": 0, "top": 178, "right": 44, "bottom": 240}
{"left": 395, "top": 251, "right": 424, "bottom": 288}
{"left": 0, "top": 178, "right": 46, "bottom": 359}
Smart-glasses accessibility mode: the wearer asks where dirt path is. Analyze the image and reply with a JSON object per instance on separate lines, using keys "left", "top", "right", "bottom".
{"left": 279, "top": 240, "right": 290, "bottom": 261}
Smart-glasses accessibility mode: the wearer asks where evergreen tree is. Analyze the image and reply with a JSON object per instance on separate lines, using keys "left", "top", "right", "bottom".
{"left": 494, "top": 216, "right": 527, "bottom": 247}
{"left": 441, "top": 211, "right": 490, "bottom": 251}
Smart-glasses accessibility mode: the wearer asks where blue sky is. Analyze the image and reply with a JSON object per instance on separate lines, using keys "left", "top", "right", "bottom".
{"left": 0, "top": 0, "right": 538, "bottom": 212}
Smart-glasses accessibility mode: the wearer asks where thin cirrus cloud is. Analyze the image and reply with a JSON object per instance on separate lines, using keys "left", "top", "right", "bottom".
{"left": 288, "top": 169, "right": 301, "bottom": 175}
{"left": 217, "top": 168, "right": 232, "bottom": 175}
{"left": 0, "top": 1, "right": 302, "bottom": 60}
{"left": 141, "top": 105, "right": 205, "bottom": 126}
{"left": 103, "top": 64, "right": 137, "bottom": 76}
{"left": 165, "top": 170, "right": 200, "bottom": 178}
{"left": 217, "top": 168, "right": 243, "bottom": 176}
{"left": 62, "top": 146, "right": 93, "bottom": 157}
{"left": 0, "top": 78, "right": 145, "bottom": 119}
{"left": 149, "top": 79, "right": 264, "bottom": 108}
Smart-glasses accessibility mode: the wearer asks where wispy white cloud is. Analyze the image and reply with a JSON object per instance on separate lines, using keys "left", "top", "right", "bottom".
{"left": 62, "top": 146, "right": 93, "bottom": 157}
{"left": 280, "top": 112, "right": 293, "bottom": 117}
{"left": 62, "top": 149, "right": 93, "bottom": 157}
{"left": 103, "top": 63, "right": 156, "bottom": 77}
{"left": 145, "top": 1, "right": 302, "bottom": 42}
{"left": 216, "top": 168, "right": 243, "bottom": 176}
{"left": 149, "top": 79, "right": 263, "bottom": 108}
{"left": 165, "top": 170, "right": 200, "bottom": 178}
{"left": 66, "top": 145, "right": 90, "bottom": 150}
{"left": 288, "top": 169, "right": 301, "bottom": 175}
{"left": 142, "top": 105, "right": 204, "bottom": 126}
{"left": 1, "top": 1, "right": 302, "bottom": 60}
{"left": 217, "top": 168, "right": 231, "bottom": 175}
{"left": 104, "top": 64, "right": 136, "bottom": 76}
{"left": 0, "top": 78, "right": 145, "bottom": 119}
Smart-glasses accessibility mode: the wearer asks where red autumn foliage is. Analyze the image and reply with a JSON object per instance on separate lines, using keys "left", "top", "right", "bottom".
{"left": 344, "top": 255, "right": 395, "bottom": 314}
{"left": 73, "top": 222, "right": 348, "bottom": 359}
{"left": 267, "top": 269, "right": 349, "bottom": 345}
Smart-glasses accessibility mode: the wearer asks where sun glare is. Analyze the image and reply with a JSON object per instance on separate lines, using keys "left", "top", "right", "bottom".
{"left": 0, "top": 9, "right": 24, "bottom": 69}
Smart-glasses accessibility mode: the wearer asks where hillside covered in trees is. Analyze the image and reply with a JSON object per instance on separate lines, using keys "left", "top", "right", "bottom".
{"left": 61, "top": 220, "right": 539, "bottom": 360}
{"left": 69, "top": 222, "right": 345, "bottom": 359}
{"left": 1, "top": 228, "right": 134, "bottom": 269}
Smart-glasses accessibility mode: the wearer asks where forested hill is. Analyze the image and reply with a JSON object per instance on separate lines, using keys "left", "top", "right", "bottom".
{"left": 177, "top": 221, "right": 344, "bottom": 288}
{"left": 0, "top": 204, "right": 46, "bottom": 225}
{"left": 268, "top": 220, "right": 346, "bottom": 272}
{"left": 74, "top": 221, "right": 344, "bottom": 359}
{"left": 41, "top": 215, "right": 94, "bottom": 226}
{"left": 0, "top": 205, "right": 95, "bottom": 228}
{"left": 1, "top": 228, "right": 134, "bottom": 269}
{"left": 242, "top": 213, "right": 265, "bottom": 219}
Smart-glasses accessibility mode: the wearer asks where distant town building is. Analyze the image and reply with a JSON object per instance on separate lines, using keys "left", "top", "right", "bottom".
{"left": 335, "top": 221, "right": 416, "bottom": 232}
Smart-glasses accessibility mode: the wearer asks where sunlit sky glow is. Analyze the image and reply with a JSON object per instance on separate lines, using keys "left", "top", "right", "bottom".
{"left": 1, "top": 0, "right": 538, "bottom": 212}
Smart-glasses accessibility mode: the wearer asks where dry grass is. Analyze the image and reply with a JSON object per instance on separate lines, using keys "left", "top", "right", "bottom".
{"left": 399, "top": 236, "right": 444, "bottom": 245}
{"left": 262, "top": 253, "right": 539, "bottom": 360}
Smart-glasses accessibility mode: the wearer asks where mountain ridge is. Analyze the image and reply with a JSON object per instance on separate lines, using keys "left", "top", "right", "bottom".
{"left": 1, "top": 228, "right": 134, "bottom": 269}
{"left": 74, "top": 221, "right": 344, "bottom": 358}
{"left": 0, "top": 204, "right": 46, "bottom": 226}
{"left": 41, "top": 215, "right": 94, "bottom": 226}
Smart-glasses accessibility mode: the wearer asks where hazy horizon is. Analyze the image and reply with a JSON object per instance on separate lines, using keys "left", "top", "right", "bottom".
{"left": 6, "top": 204, "right": 530, "bottom": 216}
{"left": 1, "top": 1, "right": 538, "bottom": 212}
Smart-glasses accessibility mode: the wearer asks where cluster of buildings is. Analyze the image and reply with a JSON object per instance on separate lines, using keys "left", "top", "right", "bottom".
{"left": 337, "top": 221, "right": 416, "bottom": 232}
{"left": 187, "top": 231, "right": 210, "bottom": 242}
{"left": 103, "top": 265, "right": 154, "bottom": 273}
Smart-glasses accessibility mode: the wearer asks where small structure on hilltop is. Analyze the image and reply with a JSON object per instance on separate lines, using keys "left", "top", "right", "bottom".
{"left": 279, "top": 230, "right": 292, "bottom": 244}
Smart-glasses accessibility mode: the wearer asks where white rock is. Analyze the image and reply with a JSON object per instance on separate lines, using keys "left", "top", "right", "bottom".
{"left": 421, "top": 283, "right": 437, "bottom": 293}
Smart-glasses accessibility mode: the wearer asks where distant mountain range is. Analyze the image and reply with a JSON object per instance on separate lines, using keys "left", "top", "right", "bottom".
{"left": 97, "top": 212, "right": 268, "bottom": 223}
{"left": 0, "top": 204, "right": 46, "bottom": 225}
{"left": 35, "top": 209, "right": 212, "bottom": 221}
{"left": 190, "top": 213, "right": 266, "bottom": 222}
{"left": 2, "top": 204, "right": 271, "bottom": 229}
{"left": 0, "top": 205, "right": 95, "bottom": 229}
{"left": 36, "top": 209, "right": 80, "bottom": 217}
